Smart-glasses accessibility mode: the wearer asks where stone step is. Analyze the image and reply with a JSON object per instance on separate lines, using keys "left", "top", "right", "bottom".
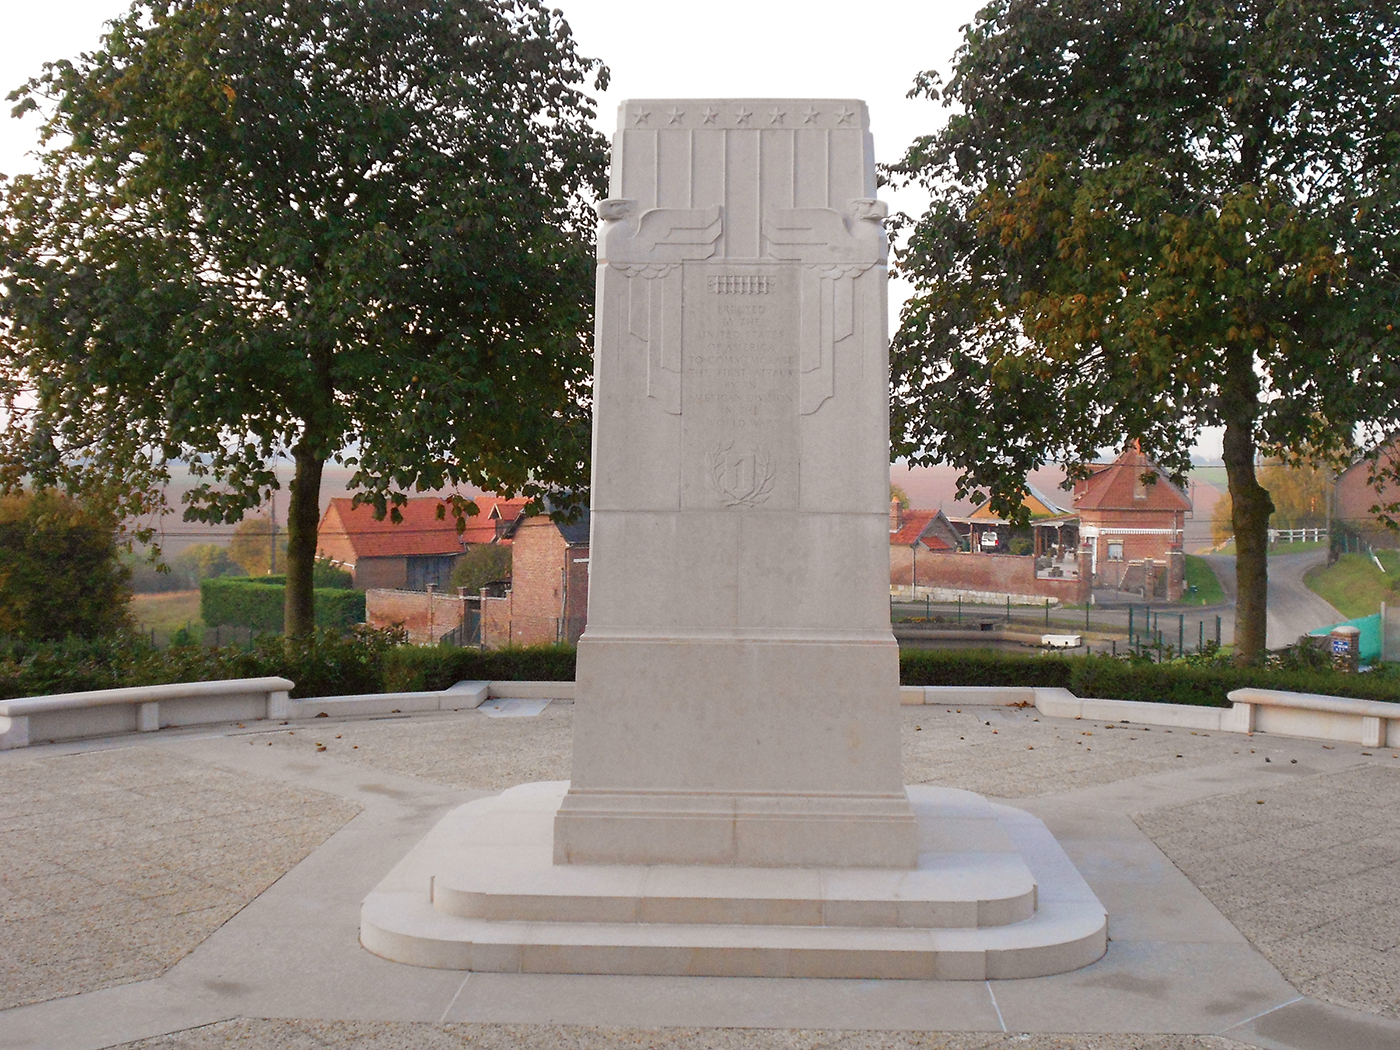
{"left": 361, "top": 894, "right": 1105, "bottom": 981}
{"left": 360, "top": 782, "right": 1108, "bottom": 980}
{"left": 431, "top": 853, "right": 1037, "bottom": 929}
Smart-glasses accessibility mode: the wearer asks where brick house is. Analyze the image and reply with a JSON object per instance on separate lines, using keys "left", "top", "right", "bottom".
{"left": 889, "top": 500, "right": 960, "bottom": 588}
{"left": 1072, "top": 444, "right": 1191, "bottom": 599}
{"left": 481, "top": 509, "right": 590, "bottom": 647}
{"left": 1335, "top": 441, "right": 1400, "bottom": 548}
{"left": 317, "top": 495, "right": 525, "bottom": 590}
{"left": 963, "top": 485, "right": 1077, "bottom": 556}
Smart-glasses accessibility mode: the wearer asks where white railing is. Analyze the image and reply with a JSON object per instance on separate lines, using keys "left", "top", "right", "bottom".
{"left": 1268, "top": 527, "right": 1328, "bottom": 544}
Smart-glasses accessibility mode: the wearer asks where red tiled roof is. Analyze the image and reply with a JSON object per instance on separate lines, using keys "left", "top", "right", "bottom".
{"left": 1072, "top": 444, "right": 1192, "bottom": 512}
{"left": 318, "top": 496, "right": 528, "bottom": 560}
{"left": 457, "top": 496, "right": 529, "bottom": 545}
{"left": 891, "top": 509, "right": 958, "bottom": 550}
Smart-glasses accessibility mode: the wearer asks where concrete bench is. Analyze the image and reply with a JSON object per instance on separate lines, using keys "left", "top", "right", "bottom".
{"left": 1228, "top": 688, "right": 1400, "bottom": 748}
{"left": 0, "top": 677, "right": 294, "bottom": 750}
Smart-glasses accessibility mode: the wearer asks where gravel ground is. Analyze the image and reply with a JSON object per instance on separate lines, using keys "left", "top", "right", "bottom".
{"left": 253, "top": 703, "right": 1247, "bottom": 800}
{"left": 11, "top": 701, "right": 1400, "bottom": 1040}
{"left": 255, "top": 705, "right": 574, "bottom": 792}
{"left": 899, "top": 706, "right": 1244, "bottom": 798}
{"left": 116, "top": 1019, "right": 1255, "bottom": 1050}
{"left": 1136, "top": 763, "right": 1400, "bottom": 1021}
{"left": 0, "top": 747, "right": 360, "bottom": 1010}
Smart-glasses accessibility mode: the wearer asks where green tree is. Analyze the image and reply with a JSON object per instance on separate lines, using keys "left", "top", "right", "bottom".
{"left": 0, "top": 490, "right": 133, "bottom": 640}
{"left": 450, "top": 543, "right": 512, "bottom": 593}
{"left": 890, "top": 0, "right": 1400, "bottom": 663}
{"left": 0, "top": 0, "right": 607, "bottom": 638}
{"left": 227, "top": 516, "right": 287, "bottom": 577}
{"left": 1211, "top": 459, "right": 1333, "bottom": 545}
{"left": 175, "top": 543, "right": 240, "bottom": 586}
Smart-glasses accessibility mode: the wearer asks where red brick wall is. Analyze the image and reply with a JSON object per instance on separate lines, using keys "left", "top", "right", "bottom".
{"left": 366, "top": 588, "right": 469, "bottom": 644}
{"left": 506, "top": 519, "right": 567, "bottom": 645}
{"left": 476, "top": 519, "right": 590, "bottom": 648}
{"left": 907, "top": 550, "right": 1090, "bottom": 603}
{"left": 481, "top": 593, "right": 512, "bottom": 648}
{"left": 1336, "top": 445, "right": 1400, "bottom": 546}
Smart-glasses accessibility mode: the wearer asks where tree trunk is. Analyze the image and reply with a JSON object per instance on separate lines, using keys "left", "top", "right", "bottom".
{"left": 1221, "top": 345, "right": 1273, "bottom": 666}
{"left": 284, "top": 442, "right": 325, "bottom": 638}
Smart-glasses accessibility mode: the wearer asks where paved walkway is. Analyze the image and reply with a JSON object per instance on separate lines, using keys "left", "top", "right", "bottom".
{"left": 3, "top": 704, "right": 1399, "bottom": 1050}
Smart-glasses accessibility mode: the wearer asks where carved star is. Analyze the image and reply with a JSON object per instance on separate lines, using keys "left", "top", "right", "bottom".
{"left": 735, "top": 107, "right": 753, "bottom": 125}
{"left": 769, "top": 107, "right": 786, "bottom": 125}
{"left": 835, "top": 106, "right": 856, "bottom": 125}
{"left": 701, "top": 106, "right": 719, "bottom": 124}
{"left": 802, "top": 106, "right": 820, "bottom": 124}
{"left": 633, "top": 109, "right": 651, "bottom": 126}
{"left": 667, "top": 107, "right": 684, "bottom": 124}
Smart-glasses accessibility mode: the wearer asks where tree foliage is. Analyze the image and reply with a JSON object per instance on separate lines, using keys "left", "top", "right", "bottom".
{"left": 1211, "top": 460, "right": 1333, "bottom": 546}
{"left": 0, "top": 0, "right": 608, "bottom": 637}
{"left": 127, "top": 541, "right": 240, "bottom": 593}
{"left": 449, "top": 542, "right": 512, "bottom": 593}
{"left": 227, "top": 515, "right": 288, "bottom": 577}
{"left": 0, "top": 489, "right": 133, "bottom": 640}
{"left": 890, "top": 0, "right": 1400, "bottom": 662}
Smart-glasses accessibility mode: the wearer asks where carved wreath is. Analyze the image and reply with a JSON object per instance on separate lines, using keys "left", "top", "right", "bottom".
{"left": 705, "top": 441, "right": 777, "bottom": 508}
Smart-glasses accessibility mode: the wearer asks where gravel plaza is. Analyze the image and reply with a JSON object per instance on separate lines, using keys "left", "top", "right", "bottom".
{"left": 3, "top": 699, "right": 1400, "bottom": 1050}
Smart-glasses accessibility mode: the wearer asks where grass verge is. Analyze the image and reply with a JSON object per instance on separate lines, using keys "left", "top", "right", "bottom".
{"left": 1303, "top": 551, "right": 1400, "bottom": 619}
{"left": 1179, "top": 555, "right": 1227, "bottom": 605}
{"left": 130, "top": 591, "right": 205, "bottom": 645}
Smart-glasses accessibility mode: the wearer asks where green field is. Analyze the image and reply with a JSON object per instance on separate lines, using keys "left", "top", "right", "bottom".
{"left": 1179, "top": 555, "right": 1227, "bottom": 606}
{"left": 1303, "top": 550, "right": 1400, "bottom": 619}
{"left": 1188, "top": 465, "right": 1229, "bottom": 489}
{"left": 130, "top": 590, "right": 206, "bottom": 645}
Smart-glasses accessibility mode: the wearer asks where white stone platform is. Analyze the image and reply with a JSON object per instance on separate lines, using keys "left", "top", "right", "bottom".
{"left": 360, "top": 782, "right": 1107, "bottom": 980}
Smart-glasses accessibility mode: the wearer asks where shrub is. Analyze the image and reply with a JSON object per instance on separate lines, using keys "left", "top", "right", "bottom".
{"left": 0, "top": 626, "right": 406, "bottom": 701}
{"left": 898, "top": 648, "right": 1400, "bottom": 707}
{"left": 450, "top": 544, "right": 512, "bottom": 593}
{"left": 384, "top": 644, "right": 577, "bottom": 692}
{"left": 899, "top": 649, "right": 1072, "bottom": 689}
{"left": 201, "top": 578, "right": 366, "bottom": 633}
{"left": 0, "top": 490, "right": 133, "bottom": 640}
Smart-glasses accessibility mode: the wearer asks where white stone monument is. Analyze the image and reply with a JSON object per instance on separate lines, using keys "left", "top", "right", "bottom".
{"left": 362, "top": 100, "right": 1107, "bottom": 980}
{"left": 556, "top": 97, "right": 914, "bottom": 869}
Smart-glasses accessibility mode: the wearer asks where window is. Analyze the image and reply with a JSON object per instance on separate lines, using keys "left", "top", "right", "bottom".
{"left": 1107, "top": 542, "right": 1124, "bottom": 562}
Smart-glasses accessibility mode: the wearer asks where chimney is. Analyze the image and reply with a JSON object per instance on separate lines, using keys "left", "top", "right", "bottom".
{"left": 890, "top": 497, "right": 903, "bottom": 533}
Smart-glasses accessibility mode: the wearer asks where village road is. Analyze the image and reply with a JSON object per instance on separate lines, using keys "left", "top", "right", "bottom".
{"left": 1202, "top": 549, "right": 1344, "bottom": 650}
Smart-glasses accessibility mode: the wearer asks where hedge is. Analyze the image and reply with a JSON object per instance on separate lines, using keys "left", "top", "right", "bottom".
{"left": 384, "top": 644, "right": 578, "bottom": 692}
{"left": 5, "top": 633, "right": 1399, "bottom": 709}
{"left": 0, "top": 626, "right": 401, "bottom": 701}
{"left": 200, "top": 578, "right": 365, "bottom": 633}
{"left": 898, "top": 649, "right": 1400, "bottom": 708}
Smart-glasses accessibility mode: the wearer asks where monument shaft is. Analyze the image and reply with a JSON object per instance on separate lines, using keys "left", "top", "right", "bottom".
{"left": 555, "top": 99, "right": 917, "bottom": 867}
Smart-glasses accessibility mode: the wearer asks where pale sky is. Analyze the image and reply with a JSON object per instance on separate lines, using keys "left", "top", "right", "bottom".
{"left": 0, "top": 0, "right": 1225, "bottom": 462}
